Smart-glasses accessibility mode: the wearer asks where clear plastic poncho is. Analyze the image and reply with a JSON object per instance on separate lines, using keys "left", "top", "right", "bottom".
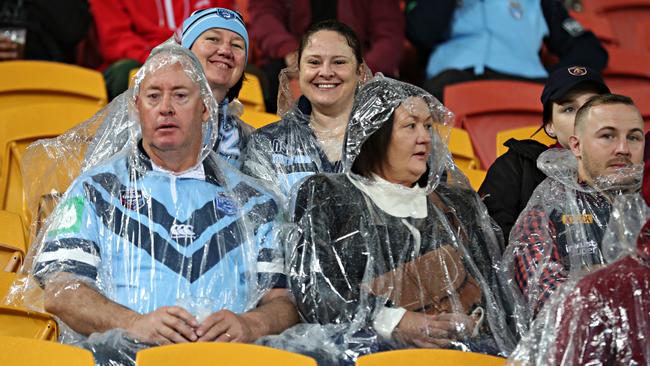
{"left": 242, "top": 64, "right": 373, "bottom": 198}
{"left": 499, "top": 148, "right": 643, "bottom": 338}
{"left": 6, "top": 43, "right": 283, "bottom": 365}
{"left": 257, "top": 76, "right": 516, "bottom": 365}
{"left": 18, "top": 38, "right": 252, "bottom": 243}
{"left": 505, "top": 161, "right": 650, "bottom": 366}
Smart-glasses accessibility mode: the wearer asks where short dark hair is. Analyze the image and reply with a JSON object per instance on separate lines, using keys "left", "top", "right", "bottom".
{"left": 297, "top": 19, "right": 363, "bottom": 67}
{"left": 574, "top": 93, "right": 637, "bottom": 134}
{"left": 351, "top": 114, "right": 394, "bottom": 180}
{"left": 351, "top": 113, "right": 429, "bottom": 187}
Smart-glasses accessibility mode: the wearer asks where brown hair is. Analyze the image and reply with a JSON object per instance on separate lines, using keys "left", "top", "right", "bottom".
{"left": 297, "top": 19, "right": 363, "bottom": 67}
{"left": 574, "top": 93, "right": 636, "bottom": 134}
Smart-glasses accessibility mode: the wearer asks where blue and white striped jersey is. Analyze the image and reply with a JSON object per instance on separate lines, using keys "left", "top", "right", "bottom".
{"left": 34, "top": 144, "right": 284, "bottom": 316}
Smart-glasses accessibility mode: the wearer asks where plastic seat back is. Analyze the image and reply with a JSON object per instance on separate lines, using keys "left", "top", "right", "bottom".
{"left": 441, "top": 126, "right": 480, "bottom": 170}
{"left": 570, "top": 11, "right": 618, "bottom": 45}
{"left": 0, "top": 306, "right": 58, "bottom": 341}
{"left": 0, "top": 335, "right": 92, "bottom": 365}
{"left": 135, "top": 342, "right": 317, "bottom": 366}
{"left": 603, "top": 47, "right": 650, "bottom": 90}
{"left": 611, "top": 84, "right": 650, "bottom": 130}
{"left": 356, "top": 349, "right": 506, "bottom": 366}
{"left": 445, "top": 80, "right": 544, "bottom": 168}
{"left": 239, "top": 73, "right": 266, "bottom": 112}
{"left": 0, "top": 61, "right": 107, "bottom": 110}
{"left": 241, "top": 110, "right": 280, "bottom": 129}
{"left": 582, "top": 0, "right": 650, "bottom": 48}
{"left": 496, "top": 126, "right": 555, "bottom": 157}
{"left": 0, "top": 103, "right": 100, "bottom": 233}
{"left": 0, "top": 211, "right": 26, "bottom": 272}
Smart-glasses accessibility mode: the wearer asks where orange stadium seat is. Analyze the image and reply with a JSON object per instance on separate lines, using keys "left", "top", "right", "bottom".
{"left": 603, "top": 47, "right": 650, "bottom": 90}
{"left": 356, "top": 349, "right": 507, "bottom": 366}
{"left": 611, "top": 85, "right": 650, "bottom": 131}
{"left": 444, "top": 80, "right": 544, "bottom": 169}
{"left": 241, "top": 109, "right": 279, "bottom": 129}
{"left": 0, "top": 335, "right": 92, "bottom": 366}
{"left": 0, "top": 60, "right": 107, "bottom": 110}
{"left": 496, "top": 126, "right": 555, "bottom": 158}
{"left": 0, "top": 211, "right": 26, "bottom": 273}
{"left": 0, "top": 103, "right": 99, "bottom": 234}
{"left": 582, "top": 0, "right": 650, "bottom": 49}
{"left": 135, "top": 342, "right": 317, "bottom": 366}
{"left": 570, "top": 11, "right": 618, "bottom": 45}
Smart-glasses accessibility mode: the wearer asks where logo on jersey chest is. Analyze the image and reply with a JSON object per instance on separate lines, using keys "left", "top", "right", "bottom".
{"left": 171, "top": 224, "right": 196, "bottom": 240}
{"left": 216, "top": 193, "right": 238, "bottom": 215}
{"left": 120, "top": 188, "right": 148, "bottom": 210}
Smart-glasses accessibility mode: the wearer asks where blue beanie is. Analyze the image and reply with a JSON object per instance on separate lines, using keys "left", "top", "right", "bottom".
{"left": 181, "top": 8, "right": 249, "bottom": 63}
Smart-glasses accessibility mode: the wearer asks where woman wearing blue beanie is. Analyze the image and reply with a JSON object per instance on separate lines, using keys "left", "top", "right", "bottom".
{"left": 180, "top": 7, "right": 252, "bottom": 169}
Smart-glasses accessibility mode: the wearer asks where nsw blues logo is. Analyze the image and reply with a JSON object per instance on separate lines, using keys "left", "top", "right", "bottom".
{"left": 120, "top": 188, "right": 148, "bottom": 210}
{"left": 216, "top": 193, "right": 238, "bottom": 215}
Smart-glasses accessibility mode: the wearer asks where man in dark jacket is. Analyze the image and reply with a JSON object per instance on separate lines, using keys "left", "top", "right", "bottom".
{"left": 479, "top": 66, "right": 609, "bottom": 241}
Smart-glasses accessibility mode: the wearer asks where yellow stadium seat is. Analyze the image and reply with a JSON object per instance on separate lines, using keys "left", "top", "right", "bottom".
{"left": 0, "top": 271, "right": 23, "bottom": 300}
{"left": 356, "top": 349, "right": 507, "bottom": 366}
{"left": 459, "top": 166, "right": 488, "bottom": 191}
{"left": 495, "top": 126, "right": 555, "bottom": 158}
{"left": 239, "top": 73, "right": 266, "bottom": 112}
{"left": 0, "top": 335, "right": 93, "bottom": 366}
{"left": 442, "top": 126, "right": 480, "bottom": 170}
{"left": 0, "top": 60, "right": 107, "bottom": 110}
{"left": 0, "top": 305, "right": 58, "bottom": 341}
{"left": 241, "top": 109, "right": 280, "bottom": 129}
{"left": 0, "top": 103, "right": 100, "bottom": 233}
{"left": 135, "top": 342, "right": 317, "bottom": 366}
{"left": 0, "top": 211, "right": 26, "bottom": 272}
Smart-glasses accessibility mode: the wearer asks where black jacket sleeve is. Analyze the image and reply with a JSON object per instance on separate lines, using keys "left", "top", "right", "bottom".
{"left": 541, "top": 0, "right": 608, "bottom": 71}
{"left": 404, "top": 0, "right": 456, "bottom": 53}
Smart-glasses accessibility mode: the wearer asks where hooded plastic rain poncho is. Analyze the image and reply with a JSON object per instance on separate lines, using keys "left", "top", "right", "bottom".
{"left": 505, "top": 161, "right": 650, "bottom": 366}
{"left": 17, "top": 37, "right": 252, "bottom": 244}
{"left": 258, "top": 76, "right": 516, "bottom": 365}
{"left": 241, "top": 65, "right": 373, "bottom": 198}
{"left": 5, "top": 43, "right": 284, "bottom": 365}
{"left": 500, "top": 147, "right": 643, "bottom": 337}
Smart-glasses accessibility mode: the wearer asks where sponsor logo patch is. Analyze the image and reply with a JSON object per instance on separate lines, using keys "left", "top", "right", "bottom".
{"left": 568, "top": 66, "right": 587, "bottom": 76}
{"left": 171, "top": 224, "right": 196, "bottom": 240}
{"left": 216, "top": 193, "right": 238, "bottom": 215}
{"left": 562, "top": 19, "right": 585, "bottom": 37}
{"left": 561, "top": 213, "right": 593, "bottom": 224}
{"left": 48, "top": 196, "right": 84, "bottom": 237}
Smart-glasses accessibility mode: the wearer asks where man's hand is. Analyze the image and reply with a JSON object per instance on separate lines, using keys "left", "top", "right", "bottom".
{"left": 393, "top": 311, "right": 476, "bottom": 348}
{"left": 195, "top": 309, "right": 255, "bottom": 343}
{"left": 126, "top": 306, "right": 199, "bottom": 345}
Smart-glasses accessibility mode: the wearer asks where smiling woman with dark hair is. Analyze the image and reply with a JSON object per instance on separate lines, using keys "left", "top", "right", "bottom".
{"left": 242, "top": 19, "right": 370, "bottom": 197}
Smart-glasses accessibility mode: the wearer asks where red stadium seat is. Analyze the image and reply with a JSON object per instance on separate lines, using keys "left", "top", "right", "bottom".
{"left": 444, "top": 80, "right": 543, "bottom": 169}
{"left": 582, "top": 0, "right": 650, "bottom": 48}
{"left": 602, "top": 47, "right": 650, "bottom": 90}
{"left": 570, "top": 11, "right": 618, "bottom": 45}
{"left": 611, "top": 85, "right": 650, "bottom": 131}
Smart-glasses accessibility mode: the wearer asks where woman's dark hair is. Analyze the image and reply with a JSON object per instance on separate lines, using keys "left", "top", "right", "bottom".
{"left": 297, "top": 19, "right": 363, "bottom": 67}
{"left": 351, "top": 114, "right": 394, "bottom": 179}
{"left": 226, "top": 73, "right": 245, "bottom": 101}
{"left": 352, "top": 116, "right": 429, "bottom": 187}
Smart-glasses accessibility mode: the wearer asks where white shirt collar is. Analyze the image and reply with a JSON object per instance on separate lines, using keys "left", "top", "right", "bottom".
{"left": 151, "top": 161, "right": 206, "bottom": 181}
{"left": 347, "top": 173, "right": 428, "bottom": 218}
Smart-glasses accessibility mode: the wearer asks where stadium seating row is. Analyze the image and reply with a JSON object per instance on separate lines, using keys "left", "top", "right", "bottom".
{"left": 0, "top": 335, "right": 507, "bottom": 366}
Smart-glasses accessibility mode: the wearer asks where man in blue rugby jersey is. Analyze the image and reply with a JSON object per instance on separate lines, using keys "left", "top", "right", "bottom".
{"left": 30, "top": 43, "right": 297, "bottom": 359}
